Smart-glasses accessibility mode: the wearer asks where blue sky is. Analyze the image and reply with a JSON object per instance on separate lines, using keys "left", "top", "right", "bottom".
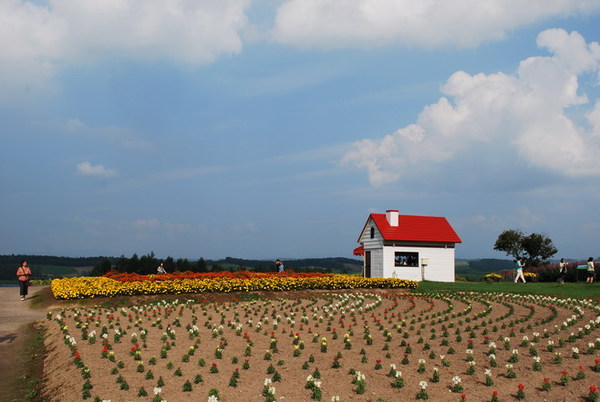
{"left": 1, "top": 0, "right": 600, "bottom": 260}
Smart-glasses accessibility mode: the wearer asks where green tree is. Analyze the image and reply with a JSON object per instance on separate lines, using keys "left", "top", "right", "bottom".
{"left": 176, "top": 258, "right": 191, "bottom": 272}
{"left": 494, "top": 229, "right": 557, "bottom": 267}
{"left": 521, "top": 233, "right": 558, "bottom": 267}
{"left": 164, "top": 256, "right": 176, "bottom": 271}
{"left": 196, "top": 258, "right": 208, "bottom": 273}
{"left": 91, "top": 257, "right": 113, "bottom": 276}
{"left": 493, "top": 229, "right": 525, "bottom": 260}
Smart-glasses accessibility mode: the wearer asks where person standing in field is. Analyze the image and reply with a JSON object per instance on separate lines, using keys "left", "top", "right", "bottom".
{"left": 157, "top": 262, "right": 166, "bottom": 274}
{"left": 16, "top": 260, "right": 32, "bottom": 301}
{"left": 586, "top": 257, "right": 595, "bottom": 284}
{"left": 275, "top": 259, "right": 284, "bottom": 273}
{"left": 514, "top": 257, "right": 526, "bottom": 283}
{"left": 558, "top": 258, "right": 568, "bottom": 285}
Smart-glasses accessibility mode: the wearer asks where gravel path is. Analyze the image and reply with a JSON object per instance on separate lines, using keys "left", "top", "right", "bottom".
{"left": 0, "top": 286, "right": 48, "bottom": 400}
{"left": 0, "top": 286, "right": 47, "bottom": 335}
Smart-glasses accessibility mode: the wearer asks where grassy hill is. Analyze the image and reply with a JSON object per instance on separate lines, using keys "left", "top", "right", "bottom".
{"left": 455, "top": 258, "right": 514, "bottom": 281}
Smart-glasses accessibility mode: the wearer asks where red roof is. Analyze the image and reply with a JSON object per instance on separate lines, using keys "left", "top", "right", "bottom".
{"left": 364, "top": 213, "right": 462, "bottom": 243}
{"left": 353, "top": 245, "right": 364, "bottom": 256}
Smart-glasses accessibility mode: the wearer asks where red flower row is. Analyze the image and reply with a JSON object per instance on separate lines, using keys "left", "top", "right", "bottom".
{"left": 103, "top": 270, "right": 331, "bottom": 282}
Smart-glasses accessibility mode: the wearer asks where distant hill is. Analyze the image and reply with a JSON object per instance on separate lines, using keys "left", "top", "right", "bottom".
{"left": 455, "top": 258, "right": 514, "bottom": 281}
{"left": 213, "top": 257, "right": 363, "bottom": 274}
{"left": 0, "top": 254, "right": 363, "bottom": 279}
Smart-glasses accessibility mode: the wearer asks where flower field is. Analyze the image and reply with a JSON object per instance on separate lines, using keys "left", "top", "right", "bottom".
{"left": 50, "top": 272, "right": 418, "bottom": 300}
{"left": 40, "top": 289, "right": 600, "bottom": 401}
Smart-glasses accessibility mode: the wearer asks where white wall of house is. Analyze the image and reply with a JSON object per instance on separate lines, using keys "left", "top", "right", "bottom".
{"left": 382, "top": 245, "right": 455, "bottom": 282}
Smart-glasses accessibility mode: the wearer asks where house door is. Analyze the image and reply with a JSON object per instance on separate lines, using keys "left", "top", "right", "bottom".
{"left": 365, "top": 251, "right": 371, "bottom": 278}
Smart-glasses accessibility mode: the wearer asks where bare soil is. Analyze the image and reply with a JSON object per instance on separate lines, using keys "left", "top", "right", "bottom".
{"left": 0, "top": 286, "right": 48, "bottom": 401}
{"left": 39, "top": 289, "right": 599, "bottom": 401}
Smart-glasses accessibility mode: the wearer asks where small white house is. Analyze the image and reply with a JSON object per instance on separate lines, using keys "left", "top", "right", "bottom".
{"left": 354, "top": 210, "right": 461, "bottom": 282}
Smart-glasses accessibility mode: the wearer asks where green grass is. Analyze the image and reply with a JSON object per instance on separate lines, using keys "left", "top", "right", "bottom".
{"left": 414, "top": 280, "right": 600, "bottom": 299}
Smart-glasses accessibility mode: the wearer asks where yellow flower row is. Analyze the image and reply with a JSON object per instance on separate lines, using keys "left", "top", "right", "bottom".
{"left": 51, "top": 275, "right": 419, "bottom": 300}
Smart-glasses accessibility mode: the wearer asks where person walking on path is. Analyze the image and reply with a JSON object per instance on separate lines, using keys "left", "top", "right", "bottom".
{"left": 514, "top": 257, "right": 526, "bottom": 283}
{"left": 16, "top": 260, "right": 32, "bottom": 301}
{"left": 586, "top": 257, "right": 595, "bottom": 284}
{"left": 558, "top": 258, "right": 568, "bottom": 285}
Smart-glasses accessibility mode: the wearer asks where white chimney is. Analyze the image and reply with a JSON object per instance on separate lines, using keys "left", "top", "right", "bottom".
{"left": 386, "top": 210, "right": 399, "bottom": 226}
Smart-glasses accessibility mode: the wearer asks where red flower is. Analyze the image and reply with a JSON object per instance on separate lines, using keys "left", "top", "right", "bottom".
{"left": 212, "top": 363, "right": 217, "bottom": 367}
{"left": 561, "top": 370, "right": 568, "bottom": 375}
{"left": 461, "top": 394, "right": 466, "bottom": 400}
{"left": 543, "top": 378, "right": 550, "bottom": 383}
{"left": 595, "top": 359, "right": 600, "bottom": 364}
{"left": 518, "top": 384, "right": 524, "bottom": 390}
{"left": 590, "top": 386, "right": 598, "bottom": 393}
{"left": 578, "top": 365, "right": 584, "bottom": 371}
{"left": 74, "top": 352, "right": 81, "bottom": 359}
{"left": 492, "top": 391, "right": 498, "bottom": 396}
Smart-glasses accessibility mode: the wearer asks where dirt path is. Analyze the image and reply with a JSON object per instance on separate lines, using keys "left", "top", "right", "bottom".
{"left": 0, "top": 286, "right": 48, "bottom": 399}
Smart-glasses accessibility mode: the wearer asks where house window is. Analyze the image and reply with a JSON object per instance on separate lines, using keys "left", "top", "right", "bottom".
{"left": 395, "top": 252, "right": 419, "bottom": 267}
{"left": 370, "top": 227, "right": 375, "bottom": 239}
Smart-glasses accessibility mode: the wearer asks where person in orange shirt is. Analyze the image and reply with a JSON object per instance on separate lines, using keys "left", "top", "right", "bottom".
{"left": 16, "top": 260, "right": 32, "bottom": 301}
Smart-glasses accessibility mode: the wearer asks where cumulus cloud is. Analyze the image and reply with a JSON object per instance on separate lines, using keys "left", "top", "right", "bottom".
{"left": 76, "top": 161, "right": 119, "bottom": 178}
{"left": 0, "top": 0, "right": 251, "bottom": 92}
{"left": 342, "top": 29, "right": 600, "bottom": 186}
{"left": 272, "top": 0, "right": 600, "bottom": 49}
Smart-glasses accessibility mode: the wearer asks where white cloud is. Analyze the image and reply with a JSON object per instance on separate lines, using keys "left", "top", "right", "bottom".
{"left": 342, "top": 29, "right": 600, "bottom": 186}
{"left": 75, "top": 161, "right": 119, "bottom": 178}
{"left": 0, "top": 0, "right": 251, "bottom": 93}
{"left": 272, "top": 0, "right": 600, "bottom": 49}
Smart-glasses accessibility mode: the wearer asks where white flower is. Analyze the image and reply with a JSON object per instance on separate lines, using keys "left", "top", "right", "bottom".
{"left": 331, "top": 397, "right": 340, "bottom": 402}
{"left": 505, "top": 364, "right": 513, "bottom": 369}
{"left": 394, "top": 371, "right": 403, "bottom": 378}
{"left": 389, "top": 363, "right": 397, "bottom": 370}
{"left": 452, "top": 376, "right": 461, "bottom": 385}
{"left": 532, "top": 356, "right": 541, "bottom": 362}
{"left": 484, "top": 369, "right": 492, "bottom": 376}
{"left": 572, "top": 347, "right": 579, "bottom": 353}
{"left": 418, "top": 359, "right": 426, "bottom": 364}
{"left": 512, "top": 349, "right": 519, "bottom": 355}
{"left": 465, "top": 349, "right": 473, "bottom": 355}
{"left": 469, "top": 361, "right": 476, "bottom": 366}
{"left": 265, "top": 378, "right": 273, "bottom": 386}
{"left": 153, "top": 387, "right": 162, "bottom": 395}
{"left": 419, "top": 380, "right": 428, "bottom": 390}
{"left": 439, "top": 355, "right": 445, "bottom": 360}
{"left": 489, "top": 354, "right": 496, "bottom": 360}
